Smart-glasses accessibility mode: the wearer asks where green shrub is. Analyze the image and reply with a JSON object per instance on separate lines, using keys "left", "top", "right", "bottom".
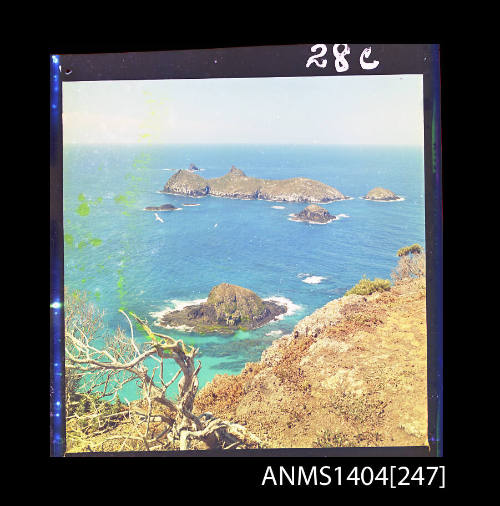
{"left": 397, "top": 244, "right": 422, "bottom": 257}
{"left": 345, "top": 276, "right": 391, "bottom": 296}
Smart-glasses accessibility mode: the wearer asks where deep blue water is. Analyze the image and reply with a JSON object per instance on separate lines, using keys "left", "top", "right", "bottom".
{"left": 63, "top": 144, "right": 425, "bottom": 401}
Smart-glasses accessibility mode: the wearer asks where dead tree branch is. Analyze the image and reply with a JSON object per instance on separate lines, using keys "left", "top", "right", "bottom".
{"left": 65, "top": 308, "right": 263, "bottom": 451}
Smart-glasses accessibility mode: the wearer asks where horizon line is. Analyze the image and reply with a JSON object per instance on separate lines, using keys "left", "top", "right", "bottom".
{"left": 63, "top": 141, "right": 423, "bottom": 147}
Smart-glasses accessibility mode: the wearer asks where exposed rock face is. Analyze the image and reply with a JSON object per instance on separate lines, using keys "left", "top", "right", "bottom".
{"left": 158, "top": 283, "right": 287, "bottom": 334}
{"left": 162, "top": 170, "right": 209, "bottom": 197}
{"left": 228, "top": 165, "right": 246, "bottom": 177}
{"left": 363, "top": 187, "right": 400, "bottom": 201}
{"left": 209, "top": 167, "right": 261, "bottom": 199}
{"left": 144, "top": 203, "right": 179, "bottom": 211}
{"left": 161, "top": 167, "right": 348, "bottom": 203}
{"left": 290, "top": 204, "right": 336, "bottom": 224}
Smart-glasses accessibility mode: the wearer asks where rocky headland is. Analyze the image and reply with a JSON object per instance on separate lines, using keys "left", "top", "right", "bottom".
{"left": 195, "top": 277, "right": 428, "bottom": 449}
{"left": 363, "top": 187, "right": 401, "bottom": 201}
{"left": 157, "top": 283, "right": 287, "bottom": 334}
{"left": 161, "top": 166, "right": 348, "bottom": 203}
{"left": 144, "top": 203, "right": 180, "bottom": 211}
{"left": 290, "top": 204, "right": 336, "bottom": 224}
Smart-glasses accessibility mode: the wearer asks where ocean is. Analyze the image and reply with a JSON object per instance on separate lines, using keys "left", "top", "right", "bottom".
{"left": 63, "top": 143, "right": 425, "bottom": 402}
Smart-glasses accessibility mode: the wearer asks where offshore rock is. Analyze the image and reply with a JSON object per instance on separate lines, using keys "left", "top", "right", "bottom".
{"left": 158, "top": 283, "right": 287, "bottom": 334}
{"left": 363, "top": 187, "right": 400, "bottom": 201}
{"left": 144, "top": 203, "right": 179, "bottom": 211}
{"left": 290, "top": 204, "right": 336, "bottom": 224}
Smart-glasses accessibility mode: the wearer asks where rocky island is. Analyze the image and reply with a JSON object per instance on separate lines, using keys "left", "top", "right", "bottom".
{"left": 144, "top": 203, "right": 180, "bottom": 211}
{"left": 362, "top": 187, "right": 401, "bottom": 201}
{"left": 290, "top": 204, "right": 336, "bottom": 224}
{"left": 161, "top": 166, "right": 348, "bottom": 203}
{"left": 157, "top": 283, "right": 287, "bottom": 334}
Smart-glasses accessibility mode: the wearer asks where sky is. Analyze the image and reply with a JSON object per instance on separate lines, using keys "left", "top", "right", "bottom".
{"left": 62, "top": 75, "right": 424, "bottom": 146}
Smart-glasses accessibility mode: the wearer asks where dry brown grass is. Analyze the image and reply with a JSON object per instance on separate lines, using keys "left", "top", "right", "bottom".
{"left": 313, "top": 429, "right": 383, "bottom": 448}
{"left": 66, "top": 399, "right": 177, "bottom": 453}
{"left": 194, "top": 362, "right": 264, "bottom": 420}
{"left": 271, "top": 334, "right": 315, "bottom": 390}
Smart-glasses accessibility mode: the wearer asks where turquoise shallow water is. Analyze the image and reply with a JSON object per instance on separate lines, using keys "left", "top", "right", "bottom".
{"left": 63, "top": 143, "right": 425, "bottom": 401}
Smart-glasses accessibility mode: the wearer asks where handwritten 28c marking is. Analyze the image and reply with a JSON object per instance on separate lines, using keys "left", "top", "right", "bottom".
{"left": 306, "top": 44, "right": 379, "bottom": 72}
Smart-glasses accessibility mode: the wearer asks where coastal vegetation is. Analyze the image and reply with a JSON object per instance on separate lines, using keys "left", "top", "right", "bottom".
{"left": 393, "top": 244, "right": 425, "bottom": 281}
{"left": 397, "top": 244, "right": 422, "bottom": 257}
{"left": 64, "top": 245, "right": 426, "bottom": 452}
{"left": 344, "top": 276, "right": 391, "bottom": 296}
{"left": 65, "top": 291, "right": 264, "bottom": 452}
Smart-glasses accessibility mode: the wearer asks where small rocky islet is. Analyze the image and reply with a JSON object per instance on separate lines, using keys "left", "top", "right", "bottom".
{"left": 362, "top": 187, "right": 401, "bottom": 201}
{"left": 157, "top": 283, "right": 287, "bottom": 334}
{"left": 144, "top": 203, "right": 180, "bottom": 211}
{"left": 290, "top": 204, "right": 336, "bottom": 224}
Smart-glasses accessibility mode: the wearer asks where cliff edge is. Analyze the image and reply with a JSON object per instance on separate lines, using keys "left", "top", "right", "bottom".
{"left": 195, "top": 277, "right": 428, "bottom": 449}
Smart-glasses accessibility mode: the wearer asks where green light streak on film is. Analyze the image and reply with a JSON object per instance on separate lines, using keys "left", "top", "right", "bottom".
{"left": 64, "top": 178, "right": 105, "bottom": 298}
{"left": 64, "top": 88, "right": 168, "bottom": 309}
{"left": 113, "top": 90, "right": 167, "bottom": 312}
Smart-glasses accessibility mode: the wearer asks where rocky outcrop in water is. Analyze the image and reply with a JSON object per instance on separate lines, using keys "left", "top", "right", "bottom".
{"left": 161, "top": 166, "right": 348, "bottom": 203}
{"left": 158, "top": 283, "right": 287, "bottom": 334}
{"left": 290, "top": 204, "right": 336, "bottom": 224}
{"left": 363, "top": 187, "right": 400, "bottom": 201}
{"left": 144, "top": 203, "right": 179, "bottom": 211}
